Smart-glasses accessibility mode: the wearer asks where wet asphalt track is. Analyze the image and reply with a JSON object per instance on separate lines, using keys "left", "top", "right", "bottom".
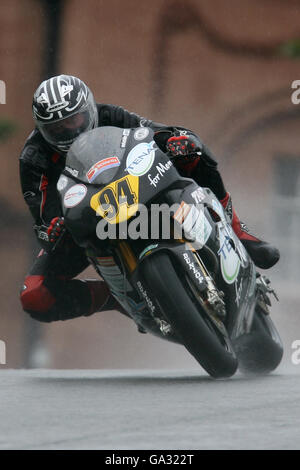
{"left": 0, "top": 367, "right": 299, "bottom": 450}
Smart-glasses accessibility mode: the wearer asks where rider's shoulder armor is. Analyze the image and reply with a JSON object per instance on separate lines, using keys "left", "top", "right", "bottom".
{"left": 96, "top": 103, "right": 164, "bottom": 131}
{"left": 19, "top": 128, "right": 56, "bottom": 172}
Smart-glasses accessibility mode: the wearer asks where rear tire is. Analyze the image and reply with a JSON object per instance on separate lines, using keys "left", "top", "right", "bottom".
{"left": 234, "top": 308, "right": 283, "bottom": 375}
{"left": 142, "top": 252, "right": 238, "bottom": 378}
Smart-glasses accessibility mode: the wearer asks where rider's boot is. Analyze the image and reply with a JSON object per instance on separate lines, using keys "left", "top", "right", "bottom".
{"left": 220, "top": 192, "right": 280, "bottom": 269}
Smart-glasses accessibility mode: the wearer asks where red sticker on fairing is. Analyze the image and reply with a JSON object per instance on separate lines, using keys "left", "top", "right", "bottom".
{"left": 86, "top": 157, "right": 120, "bottom": 182}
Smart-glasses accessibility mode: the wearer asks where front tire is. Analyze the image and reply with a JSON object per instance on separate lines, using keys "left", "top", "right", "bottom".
{"left": 141, "top": 252, "right": 238, "bottom": 378}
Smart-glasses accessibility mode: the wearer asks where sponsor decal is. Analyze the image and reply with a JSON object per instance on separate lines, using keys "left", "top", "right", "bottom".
{"left": 148, "top": 160, "right": 173, "bottom": 187}
{"left": 139, "top": 118, "right": 147, "bottom": 127}
{"left": 65, "top": 166, "right": 79, "bottom": 178}
{"left": 37, "top": 230, "right": 49, "bottom": 241}
{"left": 47, "top": 102, "right": 69, "bottom": 113}
{"left": 125, "top": 141, "right": 157, "bottom": 177}
{"left": 86, "top": 157, "right": 120, "bottom": 182}
{"left": 218, "top": 227, "right": 240, "bottom": 284}
{"left": 137, "top": 280, "right": 155, "bottom": 314}
{"left": 23, "top": 191, "right": 36, "bottom": 199}
{"left": 96, "top": 256, "right": 116, "bottom": 267}
{"left": 64, "top": 184, "right": 87, "bottom": 208}
{"left": 57, "top": 175, "right": 68, "bottom": 191}
{"left": 120, "top": 135, "right": 128, "bottom": 148}
{"left": 191, "top": 187, "right": 205, "bottom": 204}
{"left": 212, "top": 199, "right": 225, "bottom": 220}
{"left": 173, "top": 202, "right": 212, "bottom": 246}
{"left": 183, "top": 252, "right": 205, "bottom": 285}
{"left": 138, "top": 244, "right": 159, "bottom": 260}
{"left": 187, "top": 207, "right": 212, "bottom": 246}
{"left": 120, "top": 129, "right": 130, "bottom": 148}
{"left": 134, "top": 127, "right": 149, "bottom": 141}
{"left": 173, "top": 201, "right": 191, "bottom": 224}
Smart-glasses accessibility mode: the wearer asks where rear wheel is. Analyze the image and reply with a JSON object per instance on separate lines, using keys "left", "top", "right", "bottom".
{"left": 234, "top": 307, "right": 283, "bottom": 375}
{"left": 142, "top": 252, "right": 238, "bottom": 378}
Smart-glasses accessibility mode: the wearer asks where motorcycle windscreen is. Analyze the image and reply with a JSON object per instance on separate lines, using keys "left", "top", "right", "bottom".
{"left": 64, "top": 126, "right": 127, "bottom": 186}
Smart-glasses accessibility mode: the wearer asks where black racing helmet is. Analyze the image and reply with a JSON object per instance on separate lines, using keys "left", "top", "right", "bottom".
{"left": 32, "top": 75, "right": 98, "bottom": 153}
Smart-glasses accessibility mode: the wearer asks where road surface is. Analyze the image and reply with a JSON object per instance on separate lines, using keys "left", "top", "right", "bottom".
{"left": 0, "top": 367, "right": 299, "bottom": 450}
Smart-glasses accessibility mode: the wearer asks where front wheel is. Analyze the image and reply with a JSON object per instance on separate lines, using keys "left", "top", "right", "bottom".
{"left": 141, "top": 252, "right": 238, "bottom": 378}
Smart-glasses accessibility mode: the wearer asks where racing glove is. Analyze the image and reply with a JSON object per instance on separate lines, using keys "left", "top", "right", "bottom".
{"left": 34, "top": 218, "right": 67, "bottom": 252}
{"left": 47, "top": 216, "right": 67, "bottom": 250}
{"left": 33, "top": 224, "right": 51, "bottom": 250}
{"left": 166, "top": 132, "right": 203, "bottom": 159}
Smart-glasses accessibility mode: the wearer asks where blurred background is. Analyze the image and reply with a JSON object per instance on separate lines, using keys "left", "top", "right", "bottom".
{"left": 1, "top": 0, "right": 300, "bottom": 369}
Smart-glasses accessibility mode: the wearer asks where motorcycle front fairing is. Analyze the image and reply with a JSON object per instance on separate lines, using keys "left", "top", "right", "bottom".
{"left": 56, "top": 126, "right": 195, "bottom": 338}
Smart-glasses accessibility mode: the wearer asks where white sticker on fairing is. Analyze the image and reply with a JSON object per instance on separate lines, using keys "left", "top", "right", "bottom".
{"left": 191, "top": 187, "right": 205, "bottom": 204}
{"left": 125, "top": 140, "right": 157, "bottom": 177}
{"left": 65, "top": 166, "right": 79, "bottom": 178}
{"left": 174, "top": 202, "right": 212, "bottom": 247}
{"left": 183, "top": 252, "right": 205, "bottom": 285}
{"left": 134, "top": 127, "right": 149, "bottom": 141}
{"left": 148, "top": 160, "right": 173, "bottom": 187}
{"left": 121, "top": 129, "right": 130, "bottom": 148}
{"left": 64, "top": 184, "right": 87, "bottom": 208}
{"left": 218, "top": 227, "right": 240, "bottom": 284}
{"left": 57, "top": 175, "right": 68, "bottom": 191}
{"left": 212, "top": 199, "right": 225, "bottom": 220}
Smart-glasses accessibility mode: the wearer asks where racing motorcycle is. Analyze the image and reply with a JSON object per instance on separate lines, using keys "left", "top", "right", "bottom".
{"left": 57, "top": 126, "right": 283, "bottom": 378}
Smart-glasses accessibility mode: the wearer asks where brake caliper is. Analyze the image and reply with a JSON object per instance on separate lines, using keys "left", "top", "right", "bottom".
{"left": 256, "top": 273, "right": 279, "bottom": 315}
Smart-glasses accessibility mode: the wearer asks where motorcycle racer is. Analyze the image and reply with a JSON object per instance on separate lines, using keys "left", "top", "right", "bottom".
{"left": 19, "top": 74, "right": 279, "bottom": 323}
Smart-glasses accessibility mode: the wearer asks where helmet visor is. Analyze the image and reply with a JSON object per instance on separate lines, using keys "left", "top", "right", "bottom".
{"left": 39, "top": 111, "right": 91, "bottom": 148}
{"left": 37, "top": 95, "right": 98, "bottom": 152}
